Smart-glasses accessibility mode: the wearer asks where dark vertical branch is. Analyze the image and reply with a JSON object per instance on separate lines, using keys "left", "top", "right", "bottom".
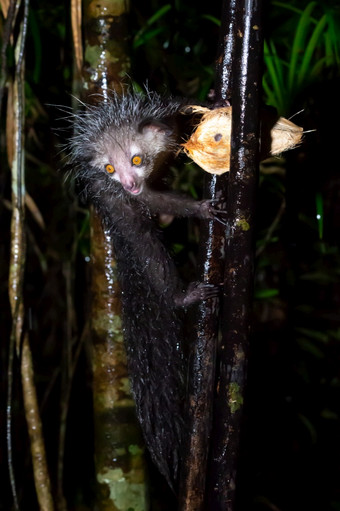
{"left": 178, "top": 2, "right": 239, "bottom": 509}
{"left": 178, "top": 177, "right": 225, "bottom": 511}
{"left": 214, "top": 0, "right": 237, "bottom": 101}
{"left": 207, "top": 1, "right": 263, "bottom": 510}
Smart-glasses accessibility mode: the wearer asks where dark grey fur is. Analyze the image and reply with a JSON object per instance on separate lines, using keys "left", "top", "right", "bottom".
{"left": 67, "top": 90, "right": 216, "bottom": 488}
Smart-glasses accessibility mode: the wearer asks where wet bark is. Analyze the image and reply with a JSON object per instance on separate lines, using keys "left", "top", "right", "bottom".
{"left": 207, "top": 1, "right": 263, "bottom": 509}
{"left": 178, "top": 178, "right": 226, "bottom": 511}
{"left": 179, "top": 0, "right": 263, "bottom": 509}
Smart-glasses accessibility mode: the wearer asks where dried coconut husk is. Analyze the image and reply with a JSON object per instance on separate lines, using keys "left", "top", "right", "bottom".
{"left": 181, "top": 105, "right": 303, "bottom": 175}
{"left": 269, "top": 116, "right": 304, "bottom": 155}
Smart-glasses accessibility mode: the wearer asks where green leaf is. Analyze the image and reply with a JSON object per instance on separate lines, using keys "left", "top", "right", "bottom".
{"left": 201, "top": 14, "right": 221, "bottom": 26}
{"left": 263, "top": 39, "right": 286, "bottom": 112}
{"left": 325, "top": 11, "right": 340, "bottom": 64}
{"left": 288, "top": 2, "right": 317, "bottom": 92}
{"left": 133, "top": 28, "right": 164, "bottom": 49}
{"left": 133, "top": 5, "right": 171, "bottom": 48}
{"left": 255, "top": 288, "right": 279, "bottom": 299}
{"left": 145, "top": 4, "right": 172, "bottom": 26}
{"left": 310, "top": 56, "right": 328, "bottom": 79}
{"left": 262, "top": 74, "right": 279, "bottom": 110}
{"left": 296, "top": 327, "right": 328, "bottom": 343}
{"left": 315, "top": 192, "right": 324, "bottom": 240}
{"left": 297, "top": 14, "right": 327, "bottom": 88}
{"left": 272, "top": 1, "right": 304, "bottom": 16}
{"left": 321, "top": 409, "right": 338, "bottom": 420}
{"left": 297, "top": 338, "right": 325, "bottom": 358}
{"left": 298, "top": 413, "right": 317, "bottom": 443}
{"left": 299, "top": 271, "right": 335, "bottom": 284}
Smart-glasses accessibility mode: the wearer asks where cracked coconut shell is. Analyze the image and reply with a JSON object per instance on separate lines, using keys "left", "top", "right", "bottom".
{"left": 182, "top": 106, "right": 303, "bottom": 175}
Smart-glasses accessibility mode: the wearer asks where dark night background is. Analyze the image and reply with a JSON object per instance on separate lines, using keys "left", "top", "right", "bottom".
{"left": 1, "top": 0, "right": 340, "bottom": 509}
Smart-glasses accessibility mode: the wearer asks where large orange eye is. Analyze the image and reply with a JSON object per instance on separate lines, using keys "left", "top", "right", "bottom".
{"left": 106, "top": 164, "right": 115, "bottom": 174}
{"left": 132, "top": 155, "right": 142, "bottom": 166}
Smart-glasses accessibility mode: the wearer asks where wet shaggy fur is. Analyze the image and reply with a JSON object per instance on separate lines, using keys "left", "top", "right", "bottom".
{"left": 66, "top": 90, "right": 213, "bottom": 488}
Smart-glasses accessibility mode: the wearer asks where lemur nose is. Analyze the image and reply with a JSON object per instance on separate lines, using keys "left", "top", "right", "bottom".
{"left": 125, "top": 181, "right": 136, "bottom": 190}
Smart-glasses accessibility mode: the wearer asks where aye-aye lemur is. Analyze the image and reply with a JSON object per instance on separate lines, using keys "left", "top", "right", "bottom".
{"left": 66, "top": 89, "right": 222, "bottom": 488}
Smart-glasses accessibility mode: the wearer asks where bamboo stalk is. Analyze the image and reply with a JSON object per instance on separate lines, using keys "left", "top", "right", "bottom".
{"left": 178, "top": 1, "right": 237, "bottom": 508}
{"left": 77, "top": 1, "right": 148, "bottom": 508}
{"left": 207, "top": 1, "right": 263, "bottom": 509}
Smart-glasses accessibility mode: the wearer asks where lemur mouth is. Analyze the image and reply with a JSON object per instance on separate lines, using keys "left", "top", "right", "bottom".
{"left": 129, "top": 185, "right": 143, "bottom": 196}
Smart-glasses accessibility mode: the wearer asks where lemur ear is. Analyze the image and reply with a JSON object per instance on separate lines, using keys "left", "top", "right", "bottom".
{"left": 138, "top": 119, "right": 174, "bottom": 136}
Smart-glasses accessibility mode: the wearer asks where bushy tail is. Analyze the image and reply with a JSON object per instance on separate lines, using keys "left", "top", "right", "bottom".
{"left": 123, "top": 291, "right": 184, "bottom": 489}
{"left": 83, "top": 175, "right": 185, "bottom": 488}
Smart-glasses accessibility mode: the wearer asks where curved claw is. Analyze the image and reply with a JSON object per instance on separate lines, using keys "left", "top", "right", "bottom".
{"left": 209, "top": 208, "right": 228, "bottom": 226}
{"left": 174, "top": 282, "right": 220, "bottom": 307}
{"left": 199, "top": 200, "right": 228, "bottom": 225}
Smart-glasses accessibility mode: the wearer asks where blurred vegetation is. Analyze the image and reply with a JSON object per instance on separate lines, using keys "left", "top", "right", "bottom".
{"left": 0, "top": 0, "right": 340, "bottom": 510}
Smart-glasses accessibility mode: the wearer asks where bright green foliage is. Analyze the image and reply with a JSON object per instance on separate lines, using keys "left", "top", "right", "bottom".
{"left": 263, "top": 2, "right": 340, "bottom": 114}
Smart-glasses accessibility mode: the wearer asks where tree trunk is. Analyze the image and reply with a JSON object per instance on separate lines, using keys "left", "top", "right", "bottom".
{"left": 78, "top": 1, "right": 148, "bottom": 509}
{"left": 207, "top": 1, "right": 263, "bottom": 509}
